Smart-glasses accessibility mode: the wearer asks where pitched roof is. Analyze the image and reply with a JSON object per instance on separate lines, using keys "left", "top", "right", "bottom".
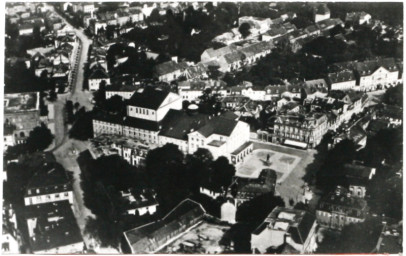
{"left": 315, "top": 4, "right": 330, "bottom": 15}
{"left": 318, "top": 186, "right": 368, "bottom": 218}
{"left": 89, "top": 68, "right": 109, "bottom": 79}
{"left": 154, "top": 60, "right": 189, "bottom": 76}
{"left": 159, "top": 109, "right": 211, "bottom": 140}
{"left": 328, "top": 70, "right": 355, "bottom": 84}
{"left": 25, "top": 201, "right": 83, "bottom": 252}
{"left": 123, "top": 116, "right": 161, "bottom": 131}
{"left": 127, "top": 87, "right": 170, "bottom": 110}
{"left": 196, "top": 116, "right": 239, "bottom": 137}
{"left": 202, "top": 45, "right": 238, "bottom": 59}
{"left": 222, "top": 51, "right": 246, "bottom": 64}
{"left": 355, "top": 58, "right": 399, "bottom": 76}
{"left": 25, "top": 162, "right": 72, "bottom": 193}
{"left": 288, "top": 212, "right": 316, "bottom": 244}
{"left": 240, "top": 41, "right": 274, "bottom": 57}
{"left": 124, "top": 199, "right": 206, "bottom": 253}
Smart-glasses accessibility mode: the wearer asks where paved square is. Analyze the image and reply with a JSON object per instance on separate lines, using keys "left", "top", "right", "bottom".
{"left": 236, "top": 149, "right": 301, "bottom": 183}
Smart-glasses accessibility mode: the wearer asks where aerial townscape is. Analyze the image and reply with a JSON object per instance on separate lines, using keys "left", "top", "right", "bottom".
{"left": 2, "top": 1, "right": 403, "bottom": 254}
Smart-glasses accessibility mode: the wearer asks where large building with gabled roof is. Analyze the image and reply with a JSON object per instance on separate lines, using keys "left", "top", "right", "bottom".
{"left": 123, "top": 199, "right": 206, "bottom": 254}
{"left": 24, "top": 161, "right": 74, "bottom": 207}
{"left": 93, "top": 87, "right": 251, "bottom": 161}
{"left": 251, "top": 206, "right": 318, "bottom": 254}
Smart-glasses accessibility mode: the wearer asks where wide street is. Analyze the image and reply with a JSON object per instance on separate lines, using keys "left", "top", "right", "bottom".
{"left": 45, "top": 4, "right": 119, "bottom": 253}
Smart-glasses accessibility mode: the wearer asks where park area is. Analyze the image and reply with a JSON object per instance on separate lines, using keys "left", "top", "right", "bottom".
{"left": 160, "top": 221, "right": 230, "bottom": 254}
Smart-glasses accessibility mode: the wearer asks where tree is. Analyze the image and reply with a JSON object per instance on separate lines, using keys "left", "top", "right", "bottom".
{"left": 93, "top": 80, "right": 107, "bottom": 108}
{"left": 382, "top": 84, "right": 402, "bottom": 107}
{"left": 104, "top": 95, "right": 126, "bottom": 115}
{"left": 69, "top": 108, "right": 94, "bottom": 140}
{"left": 315, "top": 139, "right": 357, "bottom": 192}
{"left": 238, "top": 22, "right": 251, "bottom": 38}
{"left": 66, "top": 100, "right": 74, "bottom": 124}
{"left": 210, "top": 156, "right": 236, "bottom": 190}
{"left": 26, "top": 123, "right": 54, "bottom": 152}
{"left": 317, "top": 218, "right": 385, "bottom": 253}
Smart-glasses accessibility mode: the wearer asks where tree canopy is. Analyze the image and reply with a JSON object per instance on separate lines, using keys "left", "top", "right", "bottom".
{"left": 238, "top": 23, "right": 251, "bottom": 39}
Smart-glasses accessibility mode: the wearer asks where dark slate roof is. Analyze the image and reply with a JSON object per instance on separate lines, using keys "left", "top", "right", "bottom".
{"left": 328, "top": 70, "right": 356, "bottom": 84}
{"left": 154, "top": 60, "right": 189, "bottom": 76}
{"left": 159, "top": 109, "right": 211, "bottom": 140}
{"left": 124, "top": 199, "right": 206, "bottom": 253}
{"left": 196, "top": 116, "right": 239, "bottom": 137}
{"left": 89, "top": 68, "right": 109, "bottom": 79}
{"left": 288, "top": 212, "right": 316, "bottom": 244}
{"left": 202, "top": 45, "right": 238, "bottom": 59}
{"left": 93, "top": 112, "right": 123, "bottom": 124}
{"left": 317, "top": 186, "right": 368, "bottom": 218}
{"left": 240, "top": 41, "right": 274, "bottom": 57}
{"left": 123, "top": 116, "right": 161, "bottom": 131}
{"left": 25, "top": 201, "right": 83, "bottom": 252}
{"left": 25, "top": 162, "right": 72, "bottom": 195}
{"left": 222, "top": 51, "right": 246, "bottom": 64}
{"left": 355, "top": 58, "right": 399, "bottom": 76}
{"left": 127, "top": 87, "right": 170, "bottom": 110}
{"left": 343, "top": 163, "right": 374, "bottom": 180}
{"left": 315, "top": 4, "right": 330, "bottom": 15}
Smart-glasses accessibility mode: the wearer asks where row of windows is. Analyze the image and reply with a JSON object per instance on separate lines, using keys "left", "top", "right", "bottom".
{"left": 132, "top": 107, "right": 154, "bottom": 116}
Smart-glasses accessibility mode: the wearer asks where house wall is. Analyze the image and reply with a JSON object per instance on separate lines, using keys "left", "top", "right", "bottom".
{"left": 316, "top": 210, "right": 363, "bottom": 230}
{"left": 251, "top": 229, "right": 285, "bottom": 253}
{"left": 1, "top": 233, "right": 19, "bottom": 254}
{"left": 349, "top": 185, "right": 366, "bottom": 198}
{"left": 89, "top": 78, "right": 110, "bottom": 91}
{"left": 92, "top": 119, "right": 123, "bottom": 136}
{"left": 158, "top": 70, "right": 183, "bottom": 82}
{"left": 127, "top": 205, "right": 157, "bottom": 216}
{"left": 5, "top": 110, "right": 40, "bottom": 143}
{"left": 358, "top": 68, "right": 399, "bottom": 91}
{"left": 24, "top": 191, "right": 74, "bottom": 206}
{"left": 122, "top": 125, "right": 159, "bottom": 144}
{"left": 106, "top": 91, "right": 135, "bottom": 100}
{"left": 34, "top": 241, "right": 84, "bottom": 254}
{"left": 159, "top": 136, "right": 188, "bottom": 154}
{"left": 199, "top": 187, "right": 221, "bottom": 199}
{"left": 330, "top": 80, "right": 356, "bottom": 90}
{"left": 315, "top": 13, "right": 330, "bottom": 22}
{"left": 179, "top": 90, "right": 204, "bottom": 102}
{"left": 127, "top": 93, "right": 182, "bottom": 121}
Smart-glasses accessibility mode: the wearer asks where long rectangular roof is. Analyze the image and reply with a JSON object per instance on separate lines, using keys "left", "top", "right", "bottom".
{"left": 159, "top": 109, "right": 211, "bottom": 140}
{"left": 124, "top": 199, "right": 205, "bottom": 253}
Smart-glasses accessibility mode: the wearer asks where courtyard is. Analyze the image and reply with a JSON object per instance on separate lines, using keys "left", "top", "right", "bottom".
{"left": 160, "top": 221, "right": 230, "bottom": 254}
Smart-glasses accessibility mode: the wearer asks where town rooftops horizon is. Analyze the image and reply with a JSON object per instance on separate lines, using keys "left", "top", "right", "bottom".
{"left": 4, "top": 91, "right": 40, "bottom": 114}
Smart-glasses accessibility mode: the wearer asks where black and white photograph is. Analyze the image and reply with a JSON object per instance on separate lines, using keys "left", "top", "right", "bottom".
{"left": 2, "top": 1, "right": 403, "bottom": 254}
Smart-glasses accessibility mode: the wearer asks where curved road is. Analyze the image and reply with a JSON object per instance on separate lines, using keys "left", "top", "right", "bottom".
{"left": 46, "top": 5, "right": 119, "bottom": 253}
